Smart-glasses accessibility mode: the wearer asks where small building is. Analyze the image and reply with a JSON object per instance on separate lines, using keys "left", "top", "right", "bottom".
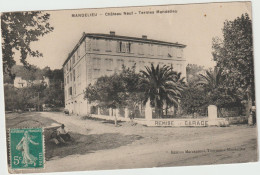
{"left": 14, "top": 77, "right": 28, "bottom": 88}
{"left": 63, "top": 31, "right": 187, "bottom": 116}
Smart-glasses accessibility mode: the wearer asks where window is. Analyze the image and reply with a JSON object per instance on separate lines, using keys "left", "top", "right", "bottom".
{"left": 168, "top": 46, "right": 173, "bottom": 57}
{"left": 77, "top": 64, "right": 81, "bottom": 87}
{"left": 138, "top": 43, "right": 144, "bottom": 55}
{"left": 157, "top": 45, "right": 162, "bottom": 56}
{"left": 93, "top": 69, "right": 100, "bottom": 79}
{"left": 77, "top": 47, "right": 80, "bottom": 60}
{"left": 148, "top": 61, "right": 154, "bottom": 66}
{"left": 138, "top": 61, "right": 145, "bottom": 71}
{"left": 77, "top": 64, "right": 81, "bottom": 78}
{"left": 177, "top": 48, "right": 183, "bottom": 58}
{"left": 176, "top": 64, "right": 181, "bottom": 72}
{"left": 67, "top": 75, "right": 69, "bottom": 84}
{"left": 73, "top": 69, "right": 75, "bottom": 81}
{"left": 70, "top": 73, "right": 72, "bottom": 82}
{"left": 64, "top": 77, "right": 66, "bottom": 86}
{"left": 69, "top": 60, "right": 72, "bottom": 70}
{"left": 92, "top": 38, "right": 99, "bottom": 51}
{"left": 93, "top": 58, "right": 101, "bottom": 79}
{"left": 72, "top": 55, "right": 75, "bottom": 64}
{"left": 117, "top": 59, "right": 124, "bottom": 70}
{"left": 172, "top": 64, "right": 176, "bottom": 71}
{"left": 148, "top": 44, "right": 154, "bottom": 56}
{"left": 66, "top": 63, "right": 68, "bottom": 71}
{"left": 105, "top": 40, "right": 111, "bottom": 51}
{"left": 84, "top": 40, "right": 87, "bottom": 53}
{"left": 128, "top": 60, "right": 136, "bottom": 68}
{"left": 178, "top": 64, "right": 183, "bottom": 72}
{"left": 126, "top": 43, "right": 132, "bottom": 53}
{"left": 93, "top": 58, "right": 101, "bottom": 69}
{"left": 69, "top": 87, "right": 72, "bottom": 95}
{"left": 117, "top": 41, "right": 131, "bottom": 53}
{"left": 117, "top": 41, "right": 122, "bottom": 52}
{"left": 159, "top": 62, "right": 164, "bottom": 67}
{"left": 74, "top": 85, "right": 76, "bottom": 95}
{"left": 121, "top": 42, "right": 126, "bottom": 53}
{"left": 105, "top": 59, "right": 113, "bottom": 71}
{"left": 139, "top": 61, "right": 145, "bottom": 68}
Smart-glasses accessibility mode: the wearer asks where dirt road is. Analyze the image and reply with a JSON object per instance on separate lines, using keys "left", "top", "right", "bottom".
{"left": 9, "top": 112, "right": 258, "bottom": 173}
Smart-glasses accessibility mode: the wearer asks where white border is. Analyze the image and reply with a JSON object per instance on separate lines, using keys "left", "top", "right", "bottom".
{"left": 0, "top": 0, "right": 259, "bottom": 175}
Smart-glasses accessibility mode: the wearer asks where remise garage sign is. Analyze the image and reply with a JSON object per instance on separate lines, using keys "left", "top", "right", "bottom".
{"left": 150, "top": 119, "right": 209, "bottom": 127}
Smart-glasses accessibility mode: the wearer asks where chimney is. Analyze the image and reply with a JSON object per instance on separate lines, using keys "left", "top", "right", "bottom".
{"left": 142, "top": 35, "right": 147, "bottom": 39}
{"left": 110, "top": 31, "right": 115, "bottom": 35}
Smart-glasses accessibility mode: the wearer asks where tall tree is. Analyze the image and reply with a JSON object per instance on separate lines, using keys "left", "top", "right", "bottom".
{"left": 140, "top": 64, "right": 185, "bottom": 117}
{"left": 1, "top": 11, "right": 54, "bottom": 79}
{"left": 212, "top": 13, "right": 254, "bottom": 116}
{"left": 186, "top": 64, "right": 205, "bottom": 85}
{"left": 84, "top": 66, "right": 143, "bottom": 125}
{"left": 197, "top": 67, "right": 240, "bottom": 108}
{"left": 42, "top": 69, "right": 64, "bottom": 107}
{"left": 180, "top": 84, "right": 208, "bottom": 116}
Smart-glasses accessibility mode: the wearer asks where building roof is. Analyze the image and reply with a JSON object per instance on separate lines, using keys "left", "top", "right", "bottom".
{"left": 63, "top": 32, "right": 186, "bottom": 67}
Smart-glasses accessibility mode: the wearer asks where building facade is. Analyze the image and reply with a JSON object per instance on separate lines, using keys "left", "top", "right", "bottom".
{"left": 63, "top": 31, "right": 186, "bottom": 116}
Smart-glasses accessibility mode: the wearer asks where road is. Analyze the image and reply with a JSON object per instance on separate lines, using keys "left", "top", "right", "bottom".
{"left": 9, "top": 112, "right": 258, "bottom": 173}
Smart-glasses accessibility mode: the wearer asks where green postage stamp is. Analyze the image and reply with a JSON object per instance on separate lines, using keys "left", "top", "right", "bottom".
{"left": 9, "top": 128, "right": 44, "bottom": 169}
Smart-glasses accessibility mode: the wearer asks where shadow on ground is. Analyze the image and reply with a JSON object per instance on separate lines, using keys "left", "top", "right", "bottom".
{"left": 45, "top": 132, "right": 143, "bottom": 160}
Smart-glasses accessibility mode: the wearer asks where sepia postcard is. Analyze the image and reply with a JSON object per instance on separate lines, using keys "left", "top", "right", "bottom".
{"left": 0, "top": 1, "right": 258, "bottom": 174}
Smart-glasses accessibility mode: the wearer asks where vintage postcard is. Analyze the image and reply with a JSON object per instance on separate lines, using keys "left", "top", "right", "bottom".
{"left": 1, "top": 1, "right": 258, "bottom": 174}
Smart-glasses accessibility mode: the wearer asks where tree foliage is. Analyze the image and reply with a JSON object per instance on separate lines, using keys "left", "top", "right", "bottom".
{"left": 85, "top": 64, "right": 186, "bottom": 118}
{"left": 197, "top": 67, "right": 242, "bottom": 108}
{"left": 186, "top": 64, "right": 204, "bottom": 85}
{"left": 84, "top": 65, "right": 143, "bottom": 110}
{"left": 140, "top": 64, "right": 185, "bottom": 117}
{"left": 4, "top": 68, "right": 64, "bottom": 111}
{"left": 180, "top": 85, "right": 208, "bottom": 116}
{"left": 212, "top": 13, "right": 254, "bottom": 104}
{"left": 1, "top": 11, "right": 54, "bottom": 79}
{"left": 180, "top": 64, "right": 208, "bottom": 115}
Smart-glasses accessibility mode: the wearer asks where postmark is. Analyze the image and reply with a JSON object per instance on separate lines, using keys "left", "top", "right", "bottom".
{"left": 9, "top": 128, "right": 44, "bottom": 169}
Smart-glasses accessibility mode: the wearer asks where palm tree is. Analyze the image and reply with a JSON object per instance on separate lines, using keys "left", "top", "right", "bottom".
{"left": 197, "top": 66, "right": 224, "bottom": 106}
{"left": 197, "top": 66, "right": 223, "bottom": 91}
{"left": 197, "top": 66, "right": 242, "bottom": 116}
{"left": 140, "top": 64, "right": 185, "bottom": 118}
{"left": 170, "top": 72, "right": 186, "bottom": 115}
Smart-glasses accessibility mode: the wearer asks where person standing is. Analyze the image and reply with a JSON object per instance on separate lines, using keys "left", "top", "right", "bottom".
{"left": 16, "top": 131, "right": 39, "bottom": 167}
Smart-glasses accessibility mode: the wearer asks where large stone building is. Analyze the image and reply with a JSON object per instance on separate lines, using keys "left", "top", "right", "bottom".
{"left": 63, "top": 31, "right": 186, "bottom": 116}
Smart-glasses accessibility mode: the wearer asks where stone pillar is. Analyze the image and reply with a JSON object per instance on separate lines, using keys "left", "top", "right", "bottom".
{"left": 109, "top": 108, "right": 113, "bottom": 116}
{"left": 97, "top": 107, "right": 101, "bottom": 115}
{"left": 125, "top": 108, "right": 129, "bottom": 118}
{"left": 208, "top": 105, "right": 217, "bottom": 119}
{"left": 248, "top": 111, "right": 253, "bottom": 126}
{"left": 145, "top": 99, "right": 152, "bottom": 120}
{"left": 115, "top": 108, "right": 119, "bottom": 117}
{"left": 208, "top": 105, "right": 218, "bottom": 126}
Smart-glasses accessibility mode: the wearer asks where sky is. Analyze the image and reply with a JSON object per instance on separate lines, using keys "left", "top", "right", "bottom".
{"left": 15, "top": 1, "right": 252, "bottom": 70}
